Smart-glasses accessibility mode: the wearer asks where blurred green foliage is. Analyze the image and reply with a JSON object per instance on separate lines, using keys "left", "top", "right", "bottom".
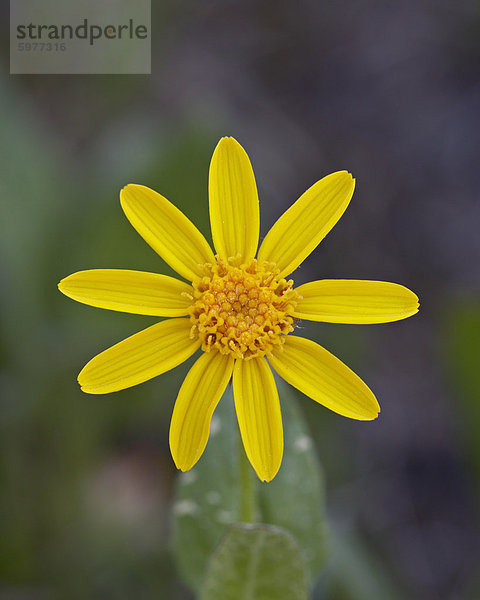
{"left": 0, "top": 79, "right": 210, "bottom": 598}
{"left": 445, "top": 302, "right": 480, "bottom": 487}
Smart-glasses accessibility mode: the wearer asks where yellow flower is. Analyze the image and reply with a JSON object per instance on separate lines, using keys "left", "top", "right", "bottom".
{"left": 59, "top": 137, "right": 419, "bottom": 482}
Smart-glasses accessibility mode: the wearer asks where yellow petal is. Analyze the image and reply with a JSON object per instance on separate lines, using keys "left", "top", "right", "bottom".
{"left": 233, "top": 357, "right": 283, "bottom": 482}
{"left": 120, "top": 184, "right": 215, "bottom": 281}
{"left": 269, "top": 336, "right": 379, "bottom": 420}
{"left": 58, "top": 269, "right": 193, "bottom": 317}
{"left": 78, "top": 318, "right": 199, "bottom": 394}
{"left": 209, "top": 137, "right": 260, "bottom": 262}
{"left": 292, "top": 279, "right": 419, "bottom": 324}
{"left": 257, "top": 171, "right": 355, "bottom": 279}
{"left": 169, "top": 351, "right": 234, "bottom": 472}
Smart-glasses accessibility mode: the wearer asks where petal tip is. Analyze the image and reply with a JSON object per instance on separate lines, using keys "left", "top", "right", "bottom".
{"left": 347, "top": 404, "right": 381, "bottom": 421}
{"left": 335, "top": 169, "right": 354, "bottom": 181}
{"left": 403, "top": 288, "right": 420, "bottom": 317}
{"left": 120, "top": 183, "right": 144, "bottom": 205}
{"left": 78, "top": 381, "right": 92, "bottom": 394}
{"left": 215, "top": 136, "right": 243, "bottom": 153}
{"left": 368, "top": 402, "right": 381, "bottom": 421}
{"left": 220, "top": 135, "right": 238, "bottom": 143}
{"left": 253, "top": 458, "right": 282, "bottom": 483}
{"left": 215, "top": 136, "right": 229, "bottom": 149}
{"left": 338, "top": 170, "right": 355, "bottom": 190}
{"left": 178, "top": 463, "right": 195, "bottom": 473}
{"left": 172, "top": 455, "right": 195, "bottom": 473}
{"left": 256, "top": 465, "right": 279, "bottom": 483}
{"left": 77, "top": 368, "right": 94, "bottom": 393}
{"left": 78, "top": 382, "right": 107, "bottom": 395}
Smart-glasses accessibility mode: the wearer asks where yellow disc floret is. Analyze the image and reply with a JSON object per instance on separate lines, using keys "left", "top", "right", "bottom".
{"left": 188, "top": 257, "right": 301, "bottom": 359}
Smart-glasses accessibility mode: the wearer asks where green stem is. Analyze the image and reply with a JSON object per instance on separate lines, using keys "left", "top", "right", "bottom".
{"left": 238, "top": 431, "right": 255, "bottom": 523}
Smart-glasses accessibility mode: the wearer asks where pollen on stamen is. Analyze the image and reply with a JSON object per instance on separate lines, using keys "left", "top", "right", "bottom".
{"left": 188, "top": 257, "right": 301, "bottom": 360}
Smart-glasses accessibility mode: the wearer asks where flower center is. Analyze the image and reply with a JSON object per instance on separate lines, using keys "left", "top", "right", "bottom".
{"left": 189, "top": 258, "right": 300, "bottom": 359}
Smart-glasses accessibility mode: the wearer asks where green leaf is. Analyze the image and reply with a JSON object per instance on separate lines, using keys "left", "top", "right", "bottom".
{"left": 200, "top": 524, "right": 308, "bottom": 600}
{"left": 258, "top": 376, "right": 327, "bottom": 579}
{"left": 172, "top": 380, "right": 327, "bottom": 591}
{"left": 172, "top": 385, "right": 240, "bottom": 590}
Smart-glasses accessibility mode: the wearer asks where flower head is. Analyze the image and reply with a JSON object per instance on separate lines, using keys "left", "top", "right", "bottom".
{"left": 59, "top": 137, "right": 419, "bottom": 481}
